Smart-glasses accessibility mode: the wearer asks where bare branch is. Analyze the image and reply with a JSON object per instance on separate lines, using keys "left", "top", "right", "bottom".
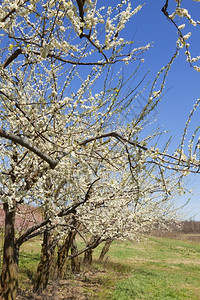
{"left": 32, "top": 50, "right": 110, "bottom": 65}
{"left": 80, "top": 131, "right": 148, "bottom": 151}
{"left": 76, "top": 0, "right": 86, "bottom": 22}
{"left": 3, "top": 48, "right": 22, "bottom": 69}
{"left": 0, "top": 129, "right": 63, "bottom": 169}
{"left": 67, "top": 236, "right": 103, "bottom": 260}
{"left": 161, "top": 0, "right": 169, "bottom": 17}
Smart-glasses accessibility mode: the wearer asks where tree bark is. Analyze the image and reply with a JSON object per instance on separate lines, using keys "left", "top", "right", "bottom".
{"left": 0, "top": 203, "right": 18, "bottom": 300}
{"left": 98, "top": 240, "right": 113, "bottom": 262}
{"left": 33, "top": 228, "right": 54, "bottom": 293}
{"left": 83, "top": 247, "right": 93, "bottom": 266}
{"left": 83, "top": 235, "right": 97, "bottom": 266}
{"left": 70, "top": 235, "right": 80, "bottom": 274}
{"left": 57, "top": 231, "right": 73, "bottom": 279}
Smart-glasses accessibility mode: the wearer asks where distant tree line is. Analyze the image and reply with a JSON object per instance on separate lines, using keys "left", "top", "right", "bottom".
{"left": 151, "top": 219, "right": 200, "bottom": 236}
{"left": 180, "top": 220, "right": 200, "bottom": 234}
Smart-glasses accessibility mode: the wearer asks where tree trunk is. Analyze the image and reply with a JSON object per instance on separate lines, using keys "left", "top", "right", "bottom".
{"left": 0, "top": 203, "right": 18, "bottom": 300}
{"left": 33, "top": 228, "right": 54, "bottom": 293}
{"left": 57, "top": 232, "right": 73, "bottom": 279}
{"left": 83, "top": 235, "right": 97, "bottom": 266}
{"left": 70, "top": 235, "right": 80, "bottom": 274}
{"left": 83, "top": 248, "right": 93, "bottom": 266}
{"left": 98, "top": 240, "right": 113, "bottom": 262}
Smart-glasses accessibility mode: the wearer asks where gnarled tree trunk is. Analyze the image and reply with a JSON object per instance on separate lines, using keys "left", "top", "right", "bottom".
{"left": 0, "top": 203, "right": 18, "bottom": 300}
{"left": 83, "top": 235, "right": 99, "bottom": 266}
{"left": 98, "top": 240, "right": 113, "bottom": 262}
{"left": 57, "top": 231, "right": 73, "bottom": 279}
{"left": 70, "top": 234, "right": 80, "bottom": 274}
{"left": 83, "top": 247, "right": 93, "bottom": 266}
{"left": 33, "top": 228, "right": 54, "bottom": 293}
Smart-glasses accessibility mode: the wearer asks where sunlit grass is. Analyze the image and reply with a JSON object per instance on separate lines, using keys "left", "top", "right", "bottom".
{"left": 112, "top": 268, "right": 198, "bottom": 300}
{"left": 92, "top": 236, "right": 200, "bottom": 299}
{"left": 18, "top": 237, "right": 41, "bottom": 289}
{"left": 7, "top": 234, "right": 200, "bottom": 299}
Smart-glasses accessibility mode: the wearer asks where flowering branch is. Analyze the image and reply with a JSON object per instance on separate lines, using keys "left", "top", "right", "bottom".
{"left": 0, "top": 0, "right": 29, "bottom": 22}
{"left": 15, "top": 177, "right": 100, "bottom": 247}
{"left": 80, "top": 131, "right": 200, "bottom": 173}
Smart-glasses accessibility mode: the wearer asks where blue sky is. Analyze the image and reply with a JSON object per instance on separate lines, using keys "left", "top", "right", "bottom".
{"left": 124, "top": 0, "right": 200, "bottom": 219}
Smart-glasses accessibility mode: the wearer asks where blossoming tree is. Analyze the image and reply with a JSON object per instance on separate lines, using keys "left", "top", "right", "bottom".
{"left": 0, "top": 0, "right": 199, "bottom": 299}
{"left": 0, "top": 1, "right": 150, "bottom": 297}
{"left": 33, "top": 128, "right": 184, "bottom": 284}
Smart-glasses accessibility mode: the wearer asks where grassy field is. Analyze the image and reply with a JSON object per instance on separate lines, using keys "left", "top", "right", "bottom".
{"left": 17, "top": 235, "right": 200, "bottom": 299}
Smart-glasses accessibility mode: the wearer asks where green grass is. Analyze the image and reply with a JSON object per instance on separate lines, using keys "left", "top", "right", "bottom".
{"left": 91, "top": 237, "right": 200, "bottom": 299}
{"left": 15, "top": 235, "right": 200, "bottom": 299}
{"left": 19, "top": 251, "right": 40, "bottom": 283}
{"left": 112, "top": 269, "right": 194, "bottom": 300}
{"left": 18, "top": 237, "right": 41, "bottom": 288}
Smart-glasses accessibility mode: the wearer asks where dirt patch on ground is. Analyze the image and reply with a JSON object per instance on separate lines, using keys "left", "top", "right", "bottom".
{"left": 16, "top": 270, "right": 116, "bottom": 300}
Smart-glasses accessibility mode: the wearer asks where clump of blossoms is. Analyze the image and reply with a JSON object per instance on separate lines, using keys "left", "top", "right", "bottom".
{"left": 0, "top": 1, "right": 199, "bottom": 299}
{"left": 163, "top": 1, "right": 200, "bottom": 70}
{"left": 0, "top": 0, "right": 148, "bottom": 67}
{"left": 76, "top": 169, "right": 182, "bottom": 241}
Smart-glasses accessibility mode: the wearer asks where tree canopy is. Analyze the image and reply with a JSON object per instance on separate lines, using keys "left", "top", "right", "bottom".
{"left": 0, "top": 1, "right": 200, "bottom": 299}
